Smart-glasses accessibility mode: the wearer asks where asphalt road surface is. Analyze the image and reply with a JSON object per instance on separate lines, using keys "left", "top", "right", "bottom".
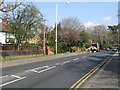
{"left": 0, "top": 50, "right": 116, "bottom": 88}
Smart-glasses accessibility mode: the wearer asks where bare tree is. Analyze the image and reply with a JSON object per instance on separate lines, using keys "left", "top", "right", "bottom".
{"left": 61, "top": 17, "right": 82, "bottom": 30}
{"left": 0, "top": 0, "right": 23, "bottom": 12}
{"left": 58, "top": 27, "right": 80, "bottom": 46}
{"left": 90, "top": 25, "right": 108, "bottom": 45}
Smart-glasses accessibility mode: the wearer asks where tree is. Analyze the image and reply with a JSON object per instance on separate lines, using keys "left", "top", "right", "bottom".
{"left": 79, "top": 30, "right": 90, "bottom": 48}
{"left": 61, "top": 17, "right": 82, "bottom": 30}
{"left": 0, "top": 0, "right": 23, "bottom": 13}
{"left": 5, "top": 4, "right": 44, "bottom": 49}
{"left": 48, "top": 23, "right": 62, "bottom": 53}
{"left": 108, "top": 25, "right": 119, "bottom": 45}
{"left": 90, "top": 25, "right": 108, "bottom": 46}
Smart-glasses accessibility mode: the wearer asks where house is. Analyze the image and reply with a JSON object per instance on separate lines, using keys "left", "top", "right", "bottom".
{"left": 0, "top": 22, "right": 7, "bottom": 44}
{"left": 0, "top": 20, "right": 15, "bottom": 44}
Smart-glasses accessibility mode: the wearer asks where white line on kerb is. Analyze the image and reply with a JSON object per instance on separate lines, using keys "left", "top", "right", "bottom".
{"left": 0, "top": 75, "right": 9, "bottom": 79}
{"left": 0, "top": 77, "right": 26, "bottom": 87}
{"left": 73, "top": 58, "right": 79, "bottom": 61}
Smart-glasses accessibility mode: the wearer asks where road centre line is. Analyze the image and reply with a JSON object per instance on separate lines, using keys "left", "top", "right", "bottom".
{"left": 37, "top": 66, "right": 56, "bottom": 73}
{"left": 25, "top": 65, "right": 49, "bottom": 72}
{"left": 0, "top": 76, "right": 26, "bottom": 87}
{"left": 0, "top": 75, "right": 9, "bottom": 79}
{"left": 81, "top": 56, "right": 86, "bottom": 58}
{"left": 33, "top": 66, "right": 49, "bottom": 70}
{"left": 55, "top": 63, "right": 60, "bottom": 65}
{"left": 61, "top": 61, "right": 71, "bottom": 65}
{"left": 73, "top": 58, "right": 79, "bottom": 61}
{"left": 25, "top": 69, "right": 38, "bottom": 73}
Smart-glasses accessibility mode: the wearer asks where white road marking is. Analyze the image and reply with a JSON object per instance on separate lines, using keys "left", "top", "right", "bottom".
{"left": 73, "top": 58, "right": 79, "bottom": 61}
{"left": 0, "top": 77, "right": 26, "bottom": 87}
{"left": 33, "top": 66, "right": 49, "bottom": 70}
{"left": 38, "top": 66, "right": 56, "bottom": 73}
{"left": 0, "top": 75, "right": 9, "bottom": 79}
{"left": 113, "top": 52, "right": 118, "bottom": 56}
{"left": 55, "top": 63, "right": 60, "bottom": 65}
{"left": 32, "top": 69, "right": 38, "bottom": 73}
{"left": 25, "top": 66, "right": 49, "bottom": 72}
{"left": 82, "top": 56, "right": 86, "bottom": 58}
{"left": 11, "top": 75, "right": 22, "bottom": 79}
{"left": 25, "top": 69, "right": 38, "bottom": 72}
{"left": 61, "top": 61, "right": 71, "bottom": 65}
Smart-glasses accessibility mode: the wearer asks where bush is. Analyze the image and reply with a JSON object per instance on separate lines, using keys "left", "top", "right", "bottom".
{"left": 8, "top": 38, "right": 15, "bottom": 44}
{"left": 70, "top": 46, "right": 77, "bottom": 52}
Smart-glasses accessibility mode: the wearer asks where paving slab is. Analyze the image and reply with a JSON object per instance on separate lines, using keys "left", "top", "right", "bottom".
{"left": 0, "top": 52, "right": 86, "bottom": 68}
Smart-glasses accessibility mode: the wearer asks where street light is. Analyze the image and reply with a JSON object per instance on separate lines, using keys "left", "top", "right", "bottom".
{"left": 55, "top": 2, "right": 70, "bottom": 55}
{"left": 55, "top": 4, "right": 58, "bottom": 55}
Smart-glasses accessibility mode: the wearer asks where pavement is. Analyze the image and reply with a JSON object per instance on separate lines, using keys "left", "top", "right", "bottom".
{"left": 0, "top": 50, "right": 118, "bottom": 88}
{"left": 81, "top": 51, "right": 119, "bottom": 89}
{"left": 0, "top": 52, "right": 86, "bottom": 68}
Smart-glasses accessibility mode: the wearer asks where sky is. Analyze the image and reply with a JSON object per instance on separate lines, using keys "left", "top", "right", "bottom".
{"left": 33, "top": 2, "right": 118, "bottom": 27}
{"left": 0, "top": 1, "right": 118, "bottom": 27}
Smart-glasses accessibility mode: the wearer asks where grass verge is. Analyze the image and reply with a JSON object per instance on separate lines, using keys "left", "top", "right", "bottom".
{"left": 0, "top": 52, "right": 70, "bottom": 62}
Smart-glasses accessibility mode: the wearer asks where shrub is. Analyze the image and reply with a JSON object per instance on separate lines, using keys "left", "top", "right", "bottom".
{"left": 70, "top": 46, "right": 77, "bottom": 52}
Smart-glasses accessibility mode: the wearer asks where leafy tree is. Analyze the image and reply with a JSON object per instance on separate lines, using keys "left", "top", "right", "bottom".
{"left": 79, "top": 30, "right": 90, "bottom": 48}
{"left": 5, "top": 4, "right": 44, "bottom": 49}
{"left": 108, "top": 25, "right": 119, "bottom": 45}
{"left": 48, "top": 23, "right": 62, "bottom": 53}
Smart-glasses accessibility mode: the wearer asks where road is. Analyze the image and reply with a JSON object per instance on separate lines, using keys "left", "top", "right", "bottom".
{"left": 0, "top": 50, "right": 116, "bottom": 88}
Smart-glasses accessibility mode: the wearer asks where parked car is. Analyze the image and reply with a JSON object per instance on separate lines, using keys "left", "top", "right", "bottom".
{"left": 112, "top": 48, "right": 118, "bottom": 51}
{"left": 105, "top": 48, "right": 110, "bottom": 51}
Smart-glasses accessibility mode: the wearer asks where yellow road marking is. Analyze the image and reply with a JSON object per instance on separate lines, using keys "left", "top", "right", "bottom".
{"left": 74, "top": 59, "right": 106, "bottom": 89}
{"left": 69, "top": 57, "right": 109, "bottom": 90}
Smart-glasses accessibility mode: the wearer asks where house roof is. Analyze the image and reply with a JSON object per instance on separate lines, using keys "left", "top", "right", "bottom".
{"left": 0, "top": 22, "right": 7, "bottom": 32}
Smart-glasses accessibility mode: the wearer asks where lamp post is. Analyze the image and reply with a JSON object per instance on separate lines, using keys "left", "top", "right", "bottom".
{"left": 55, "top": 4, "right": 58, "bottom": 55}
{"left": 55, "top": 2, "right": 69, "bottom": 55}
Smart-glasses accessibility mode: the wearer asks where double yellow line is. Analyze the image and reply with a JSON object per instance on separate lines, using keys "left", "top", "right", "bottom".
{"left": 69, "top": 57, "right": 111, "bottom": 90}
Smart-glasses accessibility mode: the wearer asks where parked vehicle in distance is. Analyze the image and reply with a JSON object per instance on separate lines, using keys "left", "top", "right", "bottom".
{"left": 105, "top": 48, "right": 110, "bottom": 51}
{"left": 112, "top": 48, "right": 118, "bottom": 51}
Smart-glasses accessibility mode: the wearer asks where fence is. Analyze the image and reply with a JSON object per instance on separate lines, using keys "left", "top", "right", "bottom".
{"left": 0, "top": 49, "right": 43, "bottom": 59}
{"left": 0, "top": 44, "right": 43, "bottom": 59}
